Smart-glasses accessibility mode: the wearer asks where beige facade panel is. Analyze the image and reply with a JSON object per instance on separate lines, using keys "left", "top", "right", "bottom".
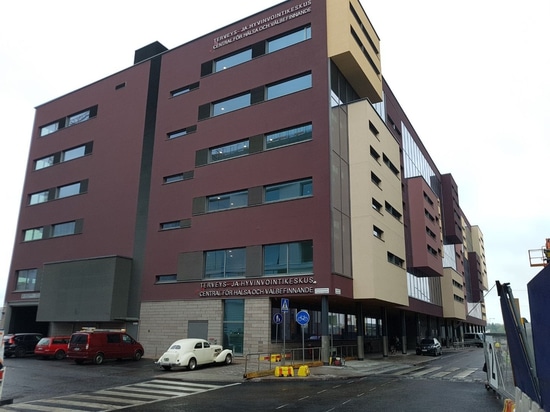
{"left": 471, "top": 225, "right": 489, "bottom": 290}
{"left": 326, "top": 0, "right": 382, "bottom": 103}
{"left": 441, "top": 267, "right": 467, "bottom": 320}
{"left": 348, "top": 100, "right": 407, "bottom": 305}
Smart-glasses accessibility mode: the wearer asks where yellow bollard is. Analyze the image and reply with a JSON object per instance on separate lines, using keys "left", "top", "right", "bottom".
{"left": 298, "top": 365, "right": 310, "bottom": 377}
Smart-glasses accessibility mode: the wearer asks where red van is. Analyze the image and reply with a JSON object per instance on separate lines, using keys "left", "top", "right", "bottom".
{"left": 67, "top": 329, "right": 144, "bottom": 365}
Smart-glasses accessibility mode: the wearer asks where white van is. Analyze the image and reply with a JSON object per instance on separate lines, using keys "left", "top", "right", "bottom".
{"left": 463, "top": 333, "right": 484, "bottom": 347}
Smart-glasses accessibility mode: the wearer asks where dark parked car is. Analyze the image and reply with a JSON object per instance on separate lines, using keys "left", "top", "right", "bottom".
{"left": 416, "top": 337, "right": 442, "bottom": 356}
{"left": 3, "top": 333, "right": 43, "bottom": 358}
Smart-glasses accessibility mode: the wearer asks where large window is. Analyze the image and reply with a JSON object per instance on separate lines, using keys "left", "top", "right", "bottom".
{"left": 267, "top": 25, "right": 311, "bottom": 53}
{"left": 205, "top": 248, "right": 246, "bottom": 279}
{"left": 52, "top": 221, "right": 77, "bottom": 237}
{"left": 39, "top": 106, "right": 97, "bottom": 136}
{"left": 24, "top": 228, "right": 43, "bottom": 242}
{"left": 265, "top": 123, "right": 312, "bottom": 149}
{"left": 265, "top": 178, "right": 312, "bottom": 203}
{"left": 34, "top": 155, "right": 55, "bottom": 170}
{"left": 35, "top": 143, "right": 91, "bottom": 171}
{"left": 62, "top": 145, "right": 86, "bottom": 162}
{"left": 29, "top": 190, "right": 49, "bottom": 205}
{"left": 16, "top": 269, "right": 38, "bottom": 291}
{"left": 210, "top": 140, "right": 249, "bottom": 162}
{"left": 266, "top": 73, "right": 311, "bottom": 100}
{"left": 264, "top": 240, "right": 313, "bottom": 275}
{"left": 207, "top": 190, "right": 248, "bottom": 212}
{"left": 213, "top": 93, "right": 251, "bottom": 116}
{"left": 57, "top": 182, "right": 81, "bottom": 199}
{"left": 215, "top": 49, "right": 252, "bottom": 72}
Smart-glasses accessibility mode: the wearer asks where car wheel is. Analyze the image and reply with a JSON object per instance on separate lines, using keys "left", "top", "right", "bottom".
{"left": 224, "top": 354, "right": 233, "bottom": 365}
{"left": 93, "top": 353, "right": 105, "bottom": 365}
{"left": 188, "top": 358, "right": 197, "bottom": 371}
{"left": 162, "top": 365, "right": 172, "bottom": 371}
{"left": 133, "top": 351, "right": 143, "bottom": 361}
{"left": 14, "top": 347, "right": 26, "bottom": 358}
{"left": 54, "top": 350, "right": 66, "bottom": 360}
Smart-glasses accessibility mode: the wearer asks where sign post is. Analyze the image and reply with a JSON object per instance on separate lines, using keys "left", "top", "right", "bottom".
{"left": 296, "top": 310, "right": 310, "bottom": 362}
{"left": 281, "top": 299, "right": 289, "bottom": 365}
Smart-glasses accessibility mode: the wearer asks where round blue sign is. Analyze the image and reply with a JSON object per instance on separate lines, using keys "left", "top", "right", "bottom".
{"left": 273, "top": 313, "right": 283, "bottom": 324}
{"left": 296, "top": 310, "right": 310, "bottom": 325}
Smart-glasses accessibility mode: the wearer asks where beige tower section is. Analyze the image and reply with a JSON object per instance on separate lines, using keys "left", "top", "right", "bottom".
{"left": 326, "top": 0, "right": 383, "bottom": 103}
{"left": 348, "top": 100, "right": 408, "bottom": 305}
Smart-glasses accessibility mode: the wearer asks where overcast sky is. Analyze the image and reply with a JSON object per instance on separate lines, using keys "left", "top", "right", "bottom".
{"left": 1, "top": 0, "right": 548, "bottom": 324}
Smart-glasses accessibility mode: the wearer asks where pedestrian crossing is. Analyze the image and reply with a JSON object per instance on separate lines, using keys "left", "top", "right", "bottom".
{"left": 1, "top": 379, "right": 238, "bottom": 412}
{"left": 364, "top": 363, "right": 483, "bottom": 382}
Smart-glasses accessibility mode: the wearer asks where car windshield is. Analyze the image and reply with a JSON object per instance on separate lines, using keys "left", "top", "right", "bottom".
{"left": 37, "top": 338, "right": 50, "bottom": 345}
{"left": 421, "top": 339, "right": 434, "bottom": 344}
{"left": 170, "top": 344, "right": 181, "bottom": 350}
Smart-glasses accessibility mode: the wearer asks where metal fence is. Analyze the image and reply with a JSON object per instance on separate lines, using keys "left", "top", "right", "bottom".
{"left": 484, "top": 333, "right": 515, "bottom": 400}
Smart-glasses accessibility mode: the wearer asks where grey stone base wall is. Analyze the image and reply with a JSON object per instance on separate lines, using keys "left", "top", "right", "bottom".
{"left": 139, "top": 298, "right": 272, "bottom": 359}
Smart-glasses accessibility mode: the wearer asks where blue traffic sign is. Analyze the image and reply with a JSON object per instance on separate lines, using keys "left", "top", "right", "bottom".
{"left": 281, "top": 298, "right": 289, "bottom": 312}
{"left": 273, "top": 313, "right": 283, "bottom": 324}
{"left": 296, "top": 310, "right": 310, "bottom": 325}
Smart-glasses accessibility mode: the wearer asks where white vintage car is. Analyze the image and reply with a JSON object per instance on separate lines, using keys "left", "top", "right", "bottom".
{"left": 156, "top": 338, "right": 233, "bottom": 371}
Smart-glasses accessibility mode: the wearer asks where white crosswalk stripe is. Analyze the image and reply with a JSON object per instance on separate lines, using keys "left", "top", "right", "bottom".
{"left": 373, "top": 363, "right": 482, "bottom": 382}
{"left": 1, "top": 379, "right": 237, "bottom": 412}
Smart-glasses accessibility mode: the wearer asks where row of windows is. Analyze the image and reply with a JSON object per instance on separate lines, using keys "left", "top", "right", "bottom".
{"left": 159, "top": 240, "right": 313, "bottom": 282}
{"left": 23, "top": 220, "right": 81, "bottom": 242}
{"left": 199, "top": 72, "right": 312, "bottom": 120}
{"left": 370, "top": 197, "right": 402, "bottom": 222}
{"left": 29, "top": 180, "right": 88, "bottom": 205}
{"left": 39, "top": 106, "right": 97, "bottom": 137}
{"left": 369, "top": 146, "right": 400, "bottom": 177}
{"left": 202, "top": 25, "right": 311, "bottom": 75}
{"left": 208, "top": 123, "right": 312, "bottom": 164}
{"left": 35, "top": 142, "right": 93, "bottom": 171}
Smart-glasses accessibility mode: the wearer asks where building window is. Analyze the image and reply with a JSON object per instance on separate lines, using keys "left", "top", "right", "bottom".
{"left": 168, "top": 125, "right": 197, "bottom": 139}
{"left": 205, "top": 248, "right": 246, "bottom": 279}
{"left": 385, "top": 202, "right": 402, "bottom": 221}
{"left": 52, "top": 221, "right": 76, "bottom": 237}
{"left": 164, "top": 174, "right": 184, "bottom": 184}
{"left": 24, "top": 228, "right": 43, "bottom": 242}
{"left": 40, "top": 122, "right": 59, "bottom": 137}
{"left": 383, "top": 154, "right": 400, "bottom": 176}
{"left": 215, "top": 49, "right": 253, "bottom": 72}
{"left": 387, "top": 252, "right": 404, "bottom": 267}
{"left": 265, "top": 178, "right": 312, "bottom": 203}
{"left": 170, "top": 82, "right": 199, "bottom": 97}
{"left": 57, "top": 182, "right": 81, "bottom": 199}
{"left": 265, "top": 123, "right": 312, "bottom": 149}
{"left": 62, "top": 145, "right": 87, "bottom": 162}
{"left": 370, "top": 146, "right": 380, "bottom": 161}
{"left": 371, "top": 172, "right": 381, "bottom": 187}
{"left": 67, "top": 109, "right": 90, "bottom": 126}
{"left": 156, "top": 274, "right": 177, "bottom": 283}
{"left": 210, "top": 140, "right": 249, "bottom": 162}
{"left": 35, "top": 155, "right": 55, "bottom": 170}
{"left": 373, "top": 225, "right": 384, "bottom": 239}
{"left": 160, "top": 221, "right": 181, "bottom": 230}
{"left": 213, "top": 93, "right": 251, "bottom": 116}
{"left": 29, "top": 190, "right": 50, "bottom": 205}
{"left": 266, "top": 73, "right": 311, "bottom": 100}
{"left": 264, "top": 240, "right": 313, "bottom": 275}
{"left": 15, "top": 269, "right": 38, "bottom": 291}
{"left": 207, "top": 190, "right": 248, "bottom": 212}
{"left": 369, "top": 121, "right": 379, "bottom": 138}
{"left": 267, "top": 25, "right": 311, "bottom": 53}
{"left": 372, "top": 198, "right": 382, "bottom": 213}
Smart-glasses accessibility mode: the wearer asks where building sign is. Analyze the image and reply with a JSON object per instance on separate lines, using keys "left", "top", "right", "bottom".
{"left": 198, "top": 276, "right": 315, "bottom": 297}
{"left": 213, "top": 1, "right": 312, "bottom": 50}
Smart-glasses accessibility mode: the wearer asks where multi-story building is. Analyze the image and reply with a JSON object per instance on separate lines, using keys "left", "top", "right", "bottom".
{"left": 3, "top": 0, "right": 486, "bottom": 362}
